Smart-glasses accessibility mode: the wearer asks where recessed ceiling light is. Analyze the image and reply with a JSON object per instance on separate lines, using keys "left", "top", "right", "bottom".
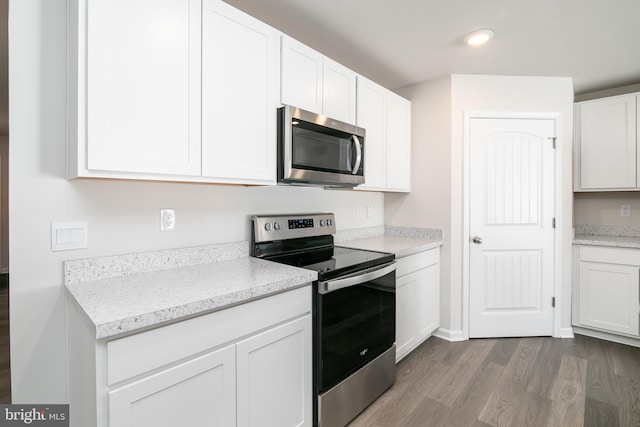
{"left": 465, "top": 29, "right": 494, "bottom": 46}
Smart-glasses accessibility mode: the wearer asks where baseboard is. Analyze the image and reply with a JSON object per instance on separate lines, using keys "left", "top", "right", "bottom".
{"left": 573, "top": 326, "right": 640, "bottom": 348}
{"left": 555, "top": 327, "right": 574, "bottom": 339}
{"left": 432, "top": 328, "right": 466, "bottom": 342}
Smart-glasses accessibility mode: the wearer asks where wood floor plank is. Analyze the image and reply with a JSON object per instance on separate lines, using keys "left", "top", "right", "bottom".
{"left": 351, "top": 335, "right": 639, "bottom": 427}
{"left": 547, "top": 354, "right": 588, "bottom": 427}
{"left": 485, "top": 337, "right": 520, "bottom": 366}
{"left": 425, "top": 338, "right": 496, "bottom": 405}
{"left": 478, "top": 381, "right": 528, "bottom": 427}
{"left": 478, "top": 338, "right": 543, "bottom": 426}
{"left": 584, "top": 397, "right": 620, "bottom": 427}
{"left": 615, "top": 375, "right": 640, "bottom": 427}
{"left": 401, "top": 395, "right": 451, "bottom": 427}
{"left": 513, "top": 390, "right": 553, "bottom": 427}
{"left": 584, "top": 338, "right": 621, "bottom": 407}
{"left": 526, "top": 336, "right": 565, "bottom": 398}
{"left": 447, "top": 361, "right": 504, "bottom": 426}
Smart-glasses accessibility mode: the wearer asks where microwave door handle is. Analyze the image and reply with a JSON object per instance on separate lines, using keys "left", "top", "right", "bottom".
{"left": 351, "top": 135, "right": 362, "bottom": 175}
{"left": 318, "top": 262, "right": 396, "bottom": 294}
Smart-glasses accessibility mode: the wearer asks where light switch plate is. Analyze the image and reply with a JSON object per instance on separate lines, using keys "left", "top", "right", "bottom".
{"left": 51, "top": 221, "right": 88, "bottom": 251}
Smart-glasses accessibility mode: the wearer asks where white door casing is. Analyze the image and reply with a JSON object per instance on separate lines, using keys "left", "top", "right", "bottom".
{"left": 468, "top": 117, "right": 556, "bottom": 338}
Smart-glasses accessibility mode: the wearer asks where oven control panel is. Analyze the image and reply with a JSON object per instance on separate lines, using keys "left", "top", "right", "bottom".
{"left": 252, "top": 213, "right": 336, "bottom": 243}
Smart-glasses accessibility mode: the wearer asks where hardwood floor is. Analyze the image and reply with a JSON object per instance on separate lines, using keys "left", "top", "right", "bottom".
{"left": 0, "top": 275, "right": 10, "bottom": 403}
{"left": 350, "top": 335, "right": 640, "bottom": 427}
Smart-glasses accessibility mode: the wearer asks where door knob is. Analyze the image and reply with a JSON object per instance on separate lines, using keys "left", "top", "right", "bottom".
{"left": 472, "top": 236, "right": 483, "bottom": 244}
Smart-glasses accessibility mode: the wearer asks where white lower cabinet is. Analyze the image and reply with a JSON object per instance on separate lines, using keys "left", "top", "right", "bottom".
{"left": 395, "top": 248, "right": 440, "bottom": 362}
{"left": 67, "top": 286, "right": 312, "bottom": 427}
{"left": 237, "top": 317, "right": 311, "bottom": 427}
{"left": 109, "top": 344, "right": 237, "bottom": 427}
{"left": 573, "top": 246, "right": 640, "bottom": 344}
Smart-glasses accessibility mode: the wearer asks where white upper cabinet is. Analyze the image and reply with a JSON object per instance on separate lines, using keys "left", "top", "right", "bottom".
{"left": 281, "top": 36, "right": 357, "bottom": 124}
{"left": 322, "top": 57, "right": 357, "bottom": 124}
{"left": 574, "top": 93, "right": 639, "bottom": 191}
{"left": 385, "top": 92, "right": 412, "bottom": 191}
{"left": 201, "top": 0, "right": 279, "bottom": 184}
{"left": 71, "top": 0, "right": 202, "bottom": 177}
{"left": 280, "top": 36, "right": 323, "bottom": 115}
{"left": 68, "top": 0, "right": 279, "bottom": 184}
{"left": 356, "top": 76, "right": 411, "bottom": 192}
{"left": 356, "top": 78, "right": 387, "bottom": 189}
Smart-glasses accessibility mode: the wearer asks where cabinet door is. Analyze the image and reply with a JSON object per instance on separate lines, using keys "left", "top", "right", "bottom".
{"left": 87, "top": 0, "right": 201, "bottom": 176}
{"left": 385, "top": 92, "right": 412, "bottom": 192}
{"left": 281, "top": 36, "right": 323, "bottom": 114}
{"left": 576, "top": 94, "right": 637, "bottom": 190}
{"left": 109, "top": 344, "right": 236, "bottom": 427}
{"left": 356, "top": 77, "right": 387, "bottom": 190}
{"left": 236, "top": 315, "right": 312, "bottom": 427}
{"left": 396, "top": 272, "right": 418, "bottom": 362}
{"left": 201, "top": 0, "right": 279, "bottom": 184}
{"left": 417, "top": 263, "right": 439, "bottom": 340}
{"left": 322, "top": 57, "right": 357, "bottom": 124}
{"left": 578, "top": 261, "right": 639, "bottom": 336}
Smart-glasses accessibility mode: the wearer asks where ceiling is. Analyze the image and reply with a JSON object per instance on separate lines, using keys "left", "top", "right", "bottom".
{"left": 3, "top": 1, "right": 639, "bottom": 138}
{"left": 225, "top": 0, "right": 640, "bottom": 95}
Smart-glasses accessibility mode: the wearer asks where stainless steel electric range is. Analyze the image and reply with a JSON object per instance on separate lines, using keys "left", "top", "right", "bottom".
{"left": 251, "top": 213, "right": 396, "bottom": 427}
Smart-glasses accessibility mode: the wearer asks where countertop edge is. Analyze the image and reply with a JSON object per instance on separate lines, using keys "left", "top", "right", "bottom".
{"left": 573, "top": 234, "right": 640, "bottom": 249}
{"left": 92, "top": 278, "right": 315, "bottom": 340}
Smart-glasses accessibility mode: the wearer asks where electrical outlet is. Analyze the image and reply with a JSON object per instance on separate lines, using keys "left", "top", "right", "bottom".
{"left": 620, "top": 204, "right": 631, "bottom": 217}
{"left": 367, "top": 206, "right": 373, "bottom": 219}
{"left": 160, "top": 209, "right": 176, "bottom": 231}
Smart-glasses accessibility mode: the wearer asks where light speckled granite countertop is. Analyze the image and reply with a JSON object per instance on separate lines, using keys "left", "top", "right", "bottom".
{"left": 573, "top": 234, "right": 640, "bottom": 249}
{"left": 573, "top": 224, "right": 640, "bottom": 249}
{"left": 340, "top": 236, "right": 442, "bottom": 258}
{"left": 65, "top": 243, "right": 316, "bottom": 340}
{"left": 338, "top": 226, "right": 444, "bottom": 258}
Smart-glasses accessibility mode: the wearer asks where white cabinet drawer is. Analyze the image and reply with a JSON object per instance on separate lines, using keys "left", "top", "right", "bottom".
{"left": 107, "top": 286, "right": 311, "bottom": 385}
{"left": 579, "top": 245, "right": 640, "bottom": 265}
{"left": 396, "top": 249, "right": 439, "bottom": 277}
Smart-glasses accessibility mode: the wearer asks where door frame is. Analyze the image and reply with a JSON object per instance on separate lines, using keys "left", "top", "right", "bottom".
{"left": 462, "top": 111, "right": 564, "bottom": 339}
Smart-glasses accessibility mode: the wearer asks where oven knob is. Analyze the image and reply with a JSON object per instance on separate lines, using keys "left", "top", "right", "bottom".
{"left": 274, "top": 222, "right": 281, "bottom": 230}
{"left": 320, "top": 219, "right": 326, "bottom": 226}
{"left": 264, "top": 223, "right": 272, "bottom": 231}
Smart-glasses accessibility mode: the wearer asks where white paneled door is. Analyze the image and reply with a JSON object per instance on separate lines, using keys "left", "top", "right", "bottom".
{"left": 469, "top": 117, "right": 555, "bottom": 337}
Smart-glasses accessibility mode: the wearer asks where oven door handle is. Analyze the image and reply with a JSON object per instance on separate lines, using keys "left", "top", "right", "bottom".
{"left": 318, "top": 262, "right": 396, "bottom": 294}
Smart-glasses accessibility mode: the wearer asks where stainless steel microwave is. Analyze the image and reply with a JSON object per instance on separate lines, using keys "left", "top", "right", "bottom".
{"left": 278, "top": 105, "right": 365, "bottom": 187}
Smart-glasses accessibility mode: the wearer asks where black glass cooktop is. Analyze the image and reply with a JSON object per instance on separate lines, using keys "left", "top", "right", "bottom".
{"left": 276, "top": 246, "right": 394, "bottom": 281}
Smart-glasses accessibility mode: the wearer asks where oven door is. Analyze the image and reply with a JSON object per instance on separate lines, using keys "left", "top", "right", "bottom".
{"left": 279, "top": 106, "right": 365, "bottom": 187}
{"left": 316, "top": 262, "right": 396, "bottom": 392}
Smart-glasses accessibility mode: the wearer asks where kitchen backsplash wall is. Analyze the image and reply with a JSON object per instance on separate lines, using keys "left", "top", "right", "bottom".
{"left": 574, "top": 192, "right": 640, "bottom": 226}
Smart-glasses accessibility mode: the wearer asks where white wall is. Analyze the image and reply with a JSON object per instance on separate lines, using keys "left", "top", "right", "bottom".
{"left": 9, "top": 0, "right": 383, "bottom": 403}
{"left": 574, "top": 192, "right": 640, "bottom": 226}
{"left": 386, "top": 74, "right": 574, "bottom": 339}
{"left": 385, "top": 76, "right": 452, "bottom": 329}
